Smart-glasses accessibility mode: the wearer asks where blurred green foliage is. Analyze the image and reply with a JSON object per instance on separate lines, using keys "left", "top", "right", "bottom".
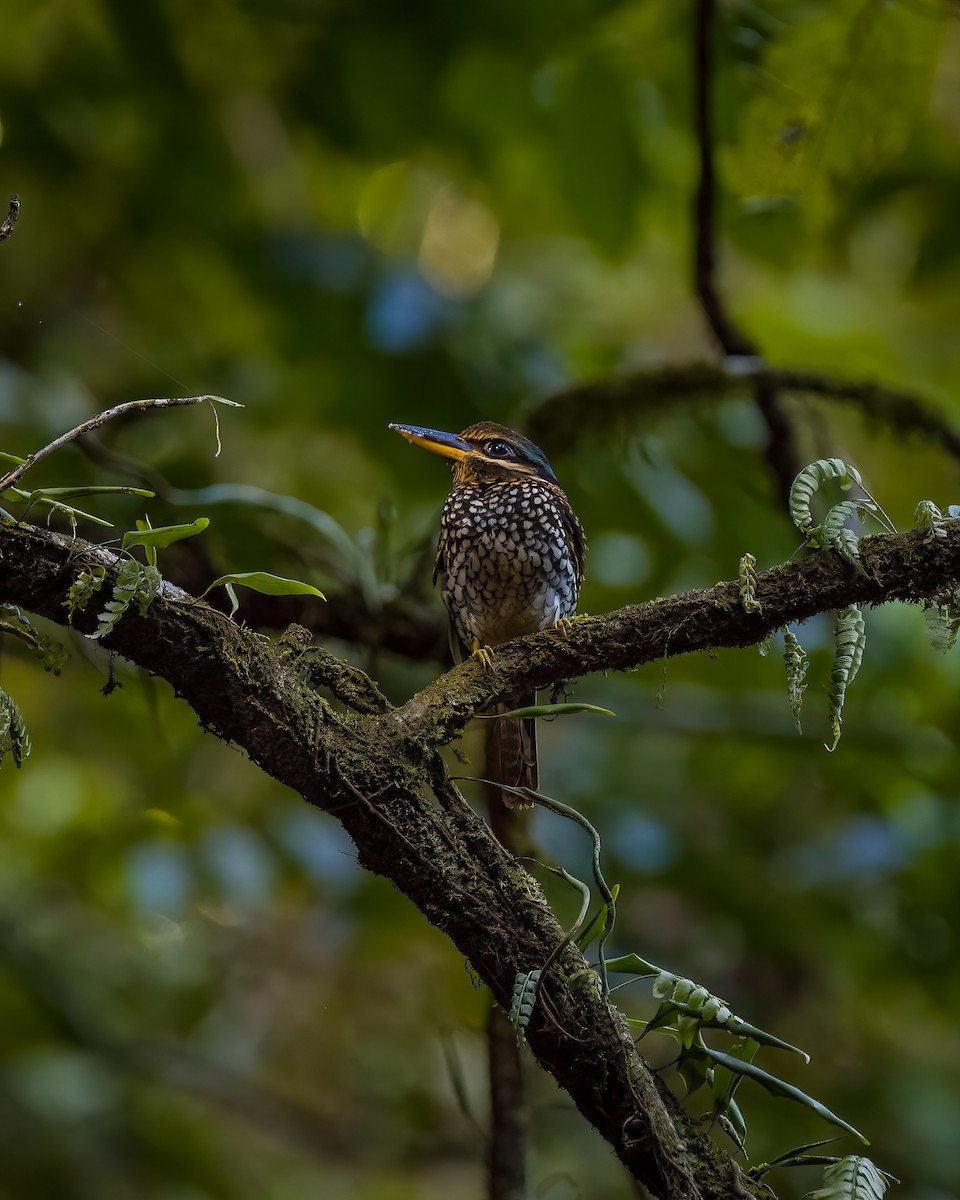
{"left": 2, "top": 0, "right": 960, "bottom": 1196}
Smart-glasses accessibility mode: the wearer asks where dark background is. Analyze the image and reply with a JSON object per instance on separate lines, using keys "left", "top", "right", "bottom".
{"left": 1, "top": 1, "right": 959, "bottom": 1196}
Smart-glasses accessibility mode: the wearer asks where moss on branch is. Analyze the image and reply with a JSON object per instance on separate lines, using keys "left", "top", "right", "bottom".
{"left": 6, "top": 516, "right": 959, "bottom": 1198}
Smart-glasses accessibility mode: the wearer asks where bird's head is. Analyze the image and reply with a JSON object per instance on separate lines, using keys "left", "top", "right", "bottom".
{"left": 389, "top": 421, "right": 557, "bottom": 486}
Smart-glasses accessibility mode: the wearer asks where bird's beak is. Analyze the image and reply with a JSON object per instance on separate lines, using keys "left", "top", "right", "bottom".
{"left": 389, "top": 423, "right": 471, "bottom": 462}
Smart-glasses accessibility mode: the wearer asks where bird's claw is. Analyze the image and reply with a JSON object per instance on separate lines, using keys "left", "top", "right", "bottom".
{"left": 470, "top": 642, "right": 496, "bottom": 671}
{"left": 553, "top": 617, "right": 574, "bottom": 640}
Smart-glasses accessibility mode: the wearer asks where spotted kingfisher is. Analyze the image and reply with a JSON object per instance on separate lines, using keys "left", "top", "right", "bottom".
{"left": 390, "top": 421, "right": 585, "bottom": 806}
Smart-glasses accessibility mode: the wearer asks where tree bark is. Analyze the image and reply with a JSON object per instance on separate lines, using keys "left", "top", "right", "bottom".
{"left": 3, "top": 518, "right": 959, "bottom": 1197}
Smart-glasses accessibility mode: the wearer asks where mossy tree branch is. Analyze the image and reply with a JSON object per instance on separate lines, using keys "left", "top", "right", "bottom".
{"left": 4, "top": 518, "right": 960, "bottom": 1198}
{"left": 524, "top": 363, "right": 960, "bottom": 465}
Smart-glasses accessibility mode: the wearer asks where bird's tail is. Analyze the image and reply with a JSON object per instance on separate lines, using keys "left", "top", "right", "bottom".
{"left": 493, "top": 692, "right": 538, "bottom": 809}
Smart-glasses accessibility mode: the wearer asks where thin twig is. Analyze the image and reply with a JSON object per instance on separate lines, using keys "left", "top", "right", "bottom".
{"left": 693, "top": 2, "right": 749, "bottom": 357}
{"left": 459, "top": 776, "right": 616, "bottom": 997}
{"left": 0, "top": 395, "right": 241, "bottom": 494}
{"left": 693, "top": 0, "right": 798, "bottom": 498}
{"left": 0, "top": 195, "right": 19, "bottom": 243}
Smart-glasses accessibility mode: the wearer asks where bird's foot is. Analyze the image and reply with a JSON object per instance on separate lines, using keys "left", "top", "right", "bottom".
{"left": 470, "top": 642, "right": 496, "bottom": 671}
{"left": 553, "top": 617, "right": 574, "bottom": 640}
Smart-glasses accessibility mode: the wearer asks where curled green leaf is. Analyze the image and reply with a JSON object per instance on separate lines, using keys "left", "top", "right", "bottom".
{"left": 576, "top": 883, "right": 620, "bottom": 951}
{"left": 826, "top": 605, "right": 866, "bottom": 752}
{"left": 122, "top": 518, "right": 210, "bottom": 556}
{"left": 789, "top": 458, "right": 862, "bottom": 535}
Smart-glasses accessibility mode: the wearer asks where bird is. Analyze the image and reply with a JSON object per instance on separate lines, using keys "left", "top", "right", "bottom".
{"left": 390, "top": 421, "right": 585, "bottom": 806}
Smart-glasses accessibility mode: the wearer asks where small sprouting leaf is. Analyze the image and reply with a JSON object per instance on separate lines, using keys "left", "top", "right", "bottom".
{"left": 64, "top": 566, "right": 107, "bottom": 621}
{"left": 738, "top": 552, "right": 762, "bottom": 614}
{"left": 203, "top": 571, "right": 325, "bottom": 607}
{"left": 0, "top": 687, "right": 31, "bottom": 768}
{"left": 577, "top": 883, "right": 620, "bottom": 951}
{"left": 914, "top": 499, "right": 946, "bottom": 542}
{"left": 783, "top": 629, "right": 809, "bottom": 733}
{"left": 826, "top": 605, "right": 866, "bottom": 752}
{"left": 121, "top": 517, "right": 210, "bottom": 554}
{"left": 700, "top": 1046, "right": 868, "bottom": 1143}
{"left": 90, "top": 559, "right": 161, "bottom": 641}
{"left": 789, "top": 459, "right": 862, "bottom": 536}
{"left": 134, "top": 565, "right": 162, "bottom": 615}
{"left": 819, "top": 500, "right": 874, "bottom": 568}
{"left": 494, "top": 702, "right": 616, "bottom": 720}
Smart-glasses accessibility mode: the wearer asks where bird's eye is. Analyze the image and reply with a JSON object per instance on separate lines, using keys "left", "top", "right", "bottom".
{"left": 485, "top": 440, "right": 513, "bottom": 458}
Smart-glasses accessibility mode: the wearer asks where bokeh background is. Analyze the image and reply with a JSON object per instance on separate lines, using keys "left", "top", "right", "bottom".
{"left": 2, "top": 1, "right": 960, "bottom": 1197}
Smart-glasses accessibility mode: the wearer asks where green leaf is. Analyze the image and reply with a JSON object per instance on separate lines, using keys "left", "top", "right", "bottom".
{"left": 90, "top": 559, "right": 160, "bottom": 641}
{"left": 749, "top": 1136, "right": 845, "bottom": 1178}
{"left": 203, "top": 572, "right": 325, "bottom": 602}
{"left": 604, "top": 953, "right": 661, "bottom": 976}
{"left": 493, "top": 702, "right": 616, "bottom": 720}
{"left": 711, "top": 1037, "right": 760, "bottom": 1110}
{"left": 700, "top": 1046, "right": 868, "bottom": 1143}
{"left": 576, "top": 883, "right": 620, "bottom": 951}
{"left": 28, "top": 486, "right": 155, "bottom": 502}
{"left": 8, "top": 487, "right": 113, "bottom": 527}
{"left": 121, "top": 517, "right": 210, "bottom": 553}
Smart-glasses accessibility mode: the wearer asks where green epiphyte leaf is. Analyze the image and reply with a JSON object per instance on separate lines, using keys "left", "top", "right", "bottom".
{"left": 121, "top": 517, "right": 210, "bottom": 554}
{"left": 203, "top": 571, "right": 325, "bottom": 604}
{"left": 495, "top": 702, "right": 616, "bottom": 719}
{"left": 701, "top": 1046, "right": 868, "bottom": 1143}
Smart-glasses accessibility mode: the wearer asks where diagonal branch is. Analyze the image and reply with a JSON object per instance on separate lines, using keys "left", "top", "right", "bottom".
{"left": 525, "top": 363, "right": 960, "bottom": 465}
{"left": 693, "top": 0, "right": 798, "bottom": 498}
{"left": 693, "top": 0, "right": 750, "bottom": 359}
{"left": 0, "top": 520, "right": 725, "bottom": 1200}
{"left": 0, "top": 394, "right": 241, "bottom": 494}
{"left": 393, "top": 524, "right": 960, "bottom": 750}
{"left": 4, "top": 518, "right": 960, "bottom": 1196}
